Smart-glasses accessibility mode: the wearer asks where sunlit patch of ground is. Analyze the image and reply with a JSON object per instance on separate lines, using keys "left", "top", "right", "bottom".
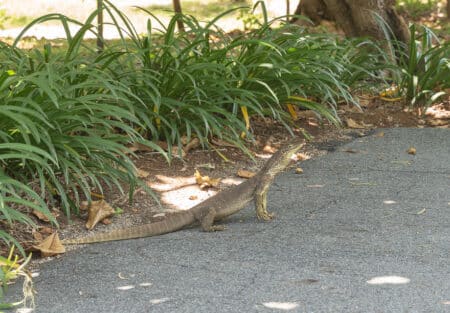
{"left": 148, "top": 172, "right": 246, "bottom": 210}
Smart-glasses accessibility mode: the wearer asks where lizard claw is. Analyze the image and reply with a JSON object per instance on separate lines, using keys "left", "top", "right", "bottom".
{"left": 211, "top": 225, "right": 226, "bottom": 231}
{"left": 257, "top": 211, "right": 275, "bottom": 221}
{"left": 203, "top": 225, "right": 226, "bottom": 232}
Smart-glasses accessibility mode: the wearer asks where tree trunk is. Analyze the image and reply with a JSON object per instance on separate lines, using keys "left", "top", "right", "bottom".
{"left": 286, "top": 0, "right": 290, "bottom": 22}
{"left": 172, "top": 0, "right": 185, "bottom": 32}
{"left": 97, "top": 0, "right": 104, "bottom": 53}
{"left": 292, "top": 0, "right": 410, "bottom": 43}
{"left": 447, "top": 0, "right": 450, "bottom": 19}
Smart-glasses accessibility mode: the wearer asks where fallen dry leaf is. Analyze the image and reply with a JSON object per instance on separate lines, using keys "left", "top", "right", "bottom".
{"left": 297, "top": 110, "right": 317, "bottom": 119}
{"left": 295, "top": 152, "right": 309, "bottom": 161}
{"left": 189, "top": 195, "right": 198, "bottom": 200}
{"left": 85, "top": 200, "right": 116, "bottom": 230}
{"left": 307, "top": 119, "right": 319, "bottom": 127}
{"left": 80, "top": 201, "right": 89, "bottom": 211}
{"left": 340, "top": 103, "right": 365, "bottom": 113}
{"left": 345, "top": 118, "right": 366, "bottom": 129}
{"left": 90, "top": 192, "right": 105, "bottom": 199}
{"left": 376, "top": 131, "right": 385, "bottom": 137}
{"left": 196, "top": 163, "right": 215, "bottom": 170}
{"left": 40, "top": 226, "right": 54, "bottom": 235}
{"left": 158, "top": 141, "right": 186, "bottom": 157}
{"left": 237, "top": 169, "right": 256, "bottom": 179}
{"left": 32, "top": 230, "right": 43, "bottom": 241}
{"left": 127, "top": 142, "right": 154, "bottom": 153}
{"left": 379, "top": 85, "right": 399, "bottom": 97}
{"left": 286, "top": 103, "right": 299, "bottom": 120}
{"left": 135, "top": 168, "right": 150, "bottom": 178}
{"left": 263, "top": 145, "right": 277, "bottom": 154}
{"left": 295, "top": 167, "right": 304, "bottom": 174}
{"left": 407, "top": 147, "right": 416, "bottom": 155}
{"left": 32, "top": 210, "right": 51, "bottom": 223}
{"left": 194, "top": 170, "right": 221, "bottom": 189}
{"left": 183, "top": 137, "right": 200, "bottom": 154}
{"left": 33, "top": 232, "right": 65, "bottom": 257}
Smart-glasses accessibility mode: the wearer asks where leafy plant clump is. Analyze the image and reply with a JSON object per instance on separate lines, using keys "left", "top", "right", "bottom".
{"left": 382, "top": 24, "right": 450, "bottom": 107}
{"left": 375, "top": 13, "right": 449, "bottom": 108}
{"left": 0, "top": 32, "right": 157, "bottom": 252}
{"left": 398, "top": 25, "right": 449, "bottom": 107}
{"left": 103, "top": 1, "right": 378, "bottom": 144}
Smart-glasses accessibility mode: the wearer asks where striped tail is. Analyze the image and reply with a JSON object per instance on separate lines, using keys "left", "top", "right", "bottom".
{"left": 63, "top": 211, "right": 195, "bottom": 244}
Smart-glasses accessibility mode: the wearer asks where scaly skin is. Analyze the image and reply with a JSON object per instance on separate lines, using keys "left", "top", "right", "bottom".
{"left": 63, "top": 138, "right": 305, "bottom": 244}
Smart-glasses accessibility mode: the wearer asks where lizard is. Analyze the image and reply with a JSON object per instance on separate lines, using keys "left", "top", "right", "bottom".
{"left": 63, "top": 137, "right": 305, "bottom": 244}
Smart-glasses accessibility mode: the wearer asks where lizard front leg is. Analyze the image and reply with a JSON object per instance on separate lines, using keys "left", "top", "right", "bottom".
{"left": 255, "top": 180, "right": 275, "bottom": 221}
{"left": 194, "top": 208, "right": 225, "bottom": 232}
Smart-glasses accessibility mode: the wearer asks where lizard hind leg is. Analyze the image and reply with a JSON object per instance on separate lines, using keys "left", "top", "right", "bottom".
{"left": 195, "top": 208, "right": 225, "bottom": 232}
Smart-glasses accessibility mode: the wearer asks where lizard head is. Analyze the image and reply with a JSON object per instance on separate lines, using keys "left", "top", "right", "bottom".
{"left": 260, "top": 137, "right": 305, "bottom": 175}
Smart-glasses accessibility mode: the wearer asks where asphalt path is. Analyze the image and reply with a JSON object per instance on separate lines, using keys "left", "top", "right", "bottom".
{"left": 6, "top": 128, "right": 450, "bottom": 313}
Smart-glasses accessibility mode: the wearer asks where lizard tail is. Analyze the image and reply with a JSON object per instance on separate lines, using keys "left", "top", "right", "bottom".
{"left": 62, "top": 211, "right": 195, "bottom": 244}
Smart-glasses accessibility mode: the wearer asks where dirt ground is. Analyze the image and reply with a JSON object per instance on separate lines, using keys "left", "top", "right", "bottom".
{"left": 2, "top": 95, "right": 449, "bottom": 259}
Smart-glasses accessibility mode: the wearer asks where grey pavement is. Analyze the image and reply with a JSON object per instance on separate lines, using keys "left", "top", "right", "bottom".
{"left": 6, "top": 128, "right": 450, "bottom": 313}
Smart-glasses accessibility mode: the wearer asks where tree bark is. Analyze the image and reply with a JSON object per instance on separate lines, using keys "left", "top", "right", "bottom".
{"left": 292, "top": 0, "right": 409, "bottom": 43}
{"left": 286, "top": 0, "right": 290, "bottom": 22}
{"left": 172, "top": 0, "right": 185, "bottom": 32}
{"left": 97, "top": 0, "right": 104, "bottom": 53}
{"left": 447, "top": 0, "right": 450, "bottom": 19}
